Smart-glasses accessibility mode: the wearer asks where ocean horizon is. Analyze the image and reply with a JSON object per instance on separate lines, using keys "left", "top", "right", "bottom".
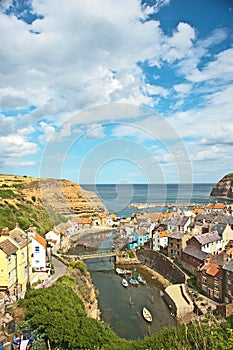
{"left": 80, "top": 183, "right": 226, "bottom": 217}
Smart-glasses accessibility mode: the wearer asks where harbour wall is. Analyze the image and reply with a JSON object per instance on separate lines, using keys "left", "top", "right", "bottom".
{"left": 136, "top": 249, "right": 187, "bottom": 285}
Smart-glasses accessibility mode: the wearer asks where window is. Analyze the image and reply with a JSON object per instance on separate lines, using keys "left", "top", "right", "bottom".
{"left": 228, "top": 279, "right": 232, "bottom": 285}
{"left": 214, "top": 290, "right": 219, "bottom": 298}
{"left": 22, "top": 251, "right": 25, "bottom": 260}
{"left": 8, "top": 271, "right": 12, "bottom": 280}
{"left": 8, "top": 256, "right": 12, "bottom": 263}
{"left": 35, "top": 246, "right": 40, "bottom": 252}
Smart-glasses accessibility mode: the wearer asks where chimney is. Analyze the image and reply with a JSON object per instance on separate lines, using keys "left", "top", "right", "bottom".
{"left": 1, "top": 227, "right": 9, "bottom": 236}
{"left": 15, "top": 223, "right": 19, "bottom": 228}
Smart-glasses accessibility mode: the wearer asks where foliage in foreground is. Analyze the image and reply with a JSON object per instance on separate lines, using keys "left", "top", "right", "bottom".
{"left": 24, "top": 284, "right": 130, "bottom": 349}
{"left": 24, "top": 283, "right": 233, "bottom": 350}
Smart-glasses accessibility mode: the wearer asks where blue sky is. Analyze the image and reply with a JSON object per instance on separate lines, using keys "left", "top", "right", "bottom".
{"left": 0, "top": 0, "right": 232, "bottom": 184}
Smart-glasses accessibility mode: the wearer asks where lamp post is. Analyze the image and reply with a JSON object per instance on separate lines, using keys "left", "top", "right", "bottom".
{"left": 12, "top": 252, "right": 18, "bottom": 301}
{"left": 26, "top": 229, "right": 30, "bottom": 285}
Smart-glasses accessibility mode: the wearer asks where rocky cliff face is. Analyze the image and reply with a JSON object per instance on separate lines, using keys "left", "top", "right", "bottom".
{"left": 210, "top": 173, "right": 233, "bottom": 199}
{"left": 0, "top": 174, "right": 107, "bottom": 232}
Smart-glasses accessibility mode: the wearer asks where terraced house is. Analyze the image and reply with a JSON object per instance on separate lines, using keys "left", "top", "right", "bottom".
{"left": 0, "top": 225, "right": 32, "bottom": 297}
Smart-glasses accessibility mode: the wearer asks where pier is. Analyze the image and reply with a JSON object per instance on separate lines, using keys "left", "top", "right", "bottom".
{"left": 128, "top": 203, "right": 203, "bottom": 210}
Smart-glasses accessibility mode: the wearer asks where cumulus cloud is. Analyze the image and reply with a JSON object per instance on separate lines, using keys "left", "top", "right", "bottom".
{"left": 85, "top": 124, "right": 106, "bottom": 139}
{"left": 0, "top": 134, "right": 38, "bottom": 167}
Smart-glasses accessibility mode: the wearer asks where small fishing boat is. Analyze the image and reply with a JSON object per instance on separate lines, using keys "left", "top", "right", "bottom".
{"left": 142, "top": 307, "right": 152, "bottom": 322}
{"left": 129, "top": 277, "right": 139, "bottom": 286}
{"left": 121, "top": 278, "right": 128, "bottom": 288}
{"left": 116, "top": 268, "right": 125, "bottom": 275}
{"left": 124, "top": 269, "right": 133, "bottom": 275}
{"left": 137, "top": 275, "right": 146, "bottom": 284}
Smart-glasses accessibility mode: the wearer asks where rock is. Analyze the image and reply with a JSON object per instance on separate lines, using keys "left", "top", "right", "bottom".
{"left": 210, "top": 173, "right": 233, "bottom": 199}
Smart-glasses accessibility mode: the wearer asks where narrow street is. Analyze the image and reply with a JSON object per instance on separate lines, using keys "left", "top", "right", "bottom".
{"left": 43, "top": 255, "right": 67, "bottom": 288}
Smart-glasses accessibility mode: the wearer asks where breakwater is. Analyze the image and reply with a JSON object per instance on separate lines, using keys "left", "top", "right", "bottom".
{"left": 128, "top": 203, "right": 203, "bottom": 210}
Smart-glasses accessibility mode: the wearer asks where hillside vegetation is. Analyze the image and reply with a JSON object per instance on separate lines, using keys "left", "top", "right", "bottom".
{"left": 0, "top": 174, "right": 107, "bottom": 233}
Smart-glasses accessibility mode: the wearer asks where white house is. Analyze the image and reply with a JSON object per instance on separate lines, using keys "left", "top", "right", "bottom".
{"left": 152, "top": 230, "right": 170, "bottom": 251}
{"left": 45, "top": 228, "right": 61, "bottom": 247}
{"left": 29, "top": 233, "right": 47, "bottom": 271}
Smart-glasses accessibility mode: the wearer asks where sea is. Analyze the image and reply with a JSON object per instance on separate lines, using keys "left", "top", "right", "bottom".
{"left": 81, "top": 183, "right": 223, "bottom": 217}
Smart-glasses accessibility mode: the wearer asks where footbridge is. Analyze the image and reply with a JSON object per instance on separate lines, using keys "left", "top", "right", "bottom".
{"left": 62, "top": 250, "right": 117, "bottom": 260}
{"left": 80, "top": 251, "right": 116, "bottom": 260}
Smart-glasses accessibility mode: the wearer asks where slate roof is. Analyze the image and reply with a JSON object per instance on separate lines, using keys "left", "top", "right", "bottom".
{"left": 223, "top": 259, "right": 233, "bottom": 272}
{"left": 168, "top": 216, "right": 189, "bottom": 227}
{"left": 182, "top": 246, "right": 208, "bottom": 260}
{"left": 169, "top": 232, "right": 184, "bottom": 240}
{"left": 194, "top": 212, "right": 218, "bottom": 223}
{"left": 10, "top": 227, "right": 29, "bottom": 248}
{"left": 214, "top": 215, "right": 233, "bottom": 225}
{"left": 0, "top": 239, "right": 18, "bottom": 256}
{"left": 195, "top": 232, "right": 221, "bottom": 245}
{"left": 210, "top": 224, "right": 226, "bottom": 237}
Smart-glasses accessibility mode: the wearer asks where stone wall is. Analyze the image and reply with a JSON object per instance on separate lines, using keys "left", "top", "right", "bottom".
{"left": 137, "top": 249, "right": 186, "bottom": 284}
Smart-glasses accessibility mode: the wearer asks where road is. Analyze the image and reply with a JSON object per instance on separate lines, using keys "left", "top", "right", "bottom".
{"left": 44, "top": 255, "right": 67, "bottom": 288}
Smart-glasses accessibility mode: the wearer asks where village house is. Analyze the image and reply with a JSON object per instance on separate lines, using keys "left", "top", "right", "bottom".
{"left": 182, "top": 245, "right": 208, "bottom": 276}
{"left": 0, "top": 237, "right": 18, "bottom": 295}
{"left": 28, "top": 231, "right": 47, "bottom": 272}
{"left": 152, "top": 230, "right": 170, "bottom": 251}
{"left": 222, "top": 259, "right": 233, "bottom": 304}
{"left": 198, "top": 260, "right": 223, "bottom": 302}
{"left": 206, "top": 202, "right": 226, "bottom": 214}
{"left": 45, "top": 228, "right": 61, "bottom": 247}
{"left": 210, "top": 222, "right": 233, "bottom": 250}
{"left": 167, "top": 215, "right": 191, "bottom": 233}
{"left": 193, "top": 212, "right": 218, "bottom": 235}
{"left": 0, "top": 225, "right": 32, "bottom": 296}
{"left": 128, "top": 228, "right": 150, "bottom": 250}
{"left": 167, "top": 232, "right": 192, "bottom": 261}
{"left": 186, "top": 232, "right": 222, "bottom": 255}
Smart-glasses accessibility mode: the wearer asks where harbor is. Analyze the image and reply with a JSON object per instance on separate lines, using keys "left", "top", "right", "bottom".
{"left": 85, "top": 257, "right": 176, "bottom": 339}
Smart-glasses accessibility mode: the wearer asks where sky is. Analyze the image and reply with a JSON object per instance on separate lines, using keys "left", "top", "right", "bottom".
{"left": 0, "top": 0, "right": 233, "bottom": 185}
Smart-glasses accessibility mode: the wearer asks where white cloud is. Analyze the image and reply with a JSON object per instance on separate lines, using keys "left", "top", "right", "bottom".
{"left": 0, "top": 134, "right": 38, "bottom": 166}
{"left": 38, "top": 121, "right": 56, "bottom": 143}
{"left": 85, "top": 124, "right": 106, "bottom": 139}
{"left": 191, "top": 145, "right": 224, "bottom": 162}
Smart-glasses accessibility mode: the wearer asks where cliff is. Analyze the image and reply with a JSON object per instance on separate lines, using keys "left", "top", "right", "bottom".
{"left": 210, "top": 173, "right": 233, "bottom": 199}
{"left": 0, "top": 174, "right": 107, "bottom": 233}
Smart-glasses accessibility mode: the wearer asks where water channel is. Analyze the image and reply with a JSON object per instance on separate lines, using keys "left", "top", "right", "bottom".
{"left": 70, "top": 230, "right": 176, "bottom": 340}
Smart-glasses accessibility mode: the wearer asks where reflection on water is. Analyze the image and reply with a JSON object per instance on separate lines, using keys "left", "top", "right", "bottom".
{"left": 85, "top": 258, "right": 176, "bottom": 340}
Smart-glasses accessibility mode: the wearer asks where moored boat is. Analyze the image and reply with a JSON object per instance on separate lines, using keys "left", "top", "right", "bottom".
{"left": 116, "top": 267, "right": 125, "bottom": 275}
{"left": 142, "top": 307, "right": 152, "bottom": 322}
{"left": 129, "top": 277, "right": 139, "bottom": 286}
{"left": 121, "top": 278, "right": 128, "bottom": 288}
{"left": 137, "top": 275, "right": 146, "bottom": 284}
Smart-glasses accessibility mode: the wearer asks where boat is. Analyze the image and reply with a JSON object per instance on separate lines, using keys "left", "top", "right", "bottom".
{"left": 116, "top": 268, "right": 125, "bottom": 275}
{"left": 124, "top": 269, "right": 133, "bottom": 275}
{"left": 129, "top": 277, "right": 139, "bottom": 286}
{"left": 121, "top": 278, "right": 128, "bottom": 288}
{"left": 142, "top": 307, "right": 152, "bottom": 322}
{"left": 137, "top": 275, "right": 146, "bottom": 284}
